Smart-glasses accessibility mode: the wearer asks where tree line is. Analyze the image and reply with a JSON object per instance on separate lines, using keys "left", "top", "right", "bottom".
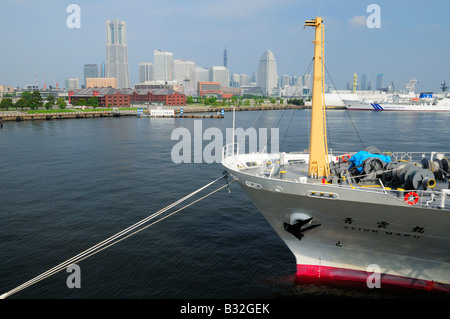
{"left": 0, "top": 91, "right": 99, "bottom": 110}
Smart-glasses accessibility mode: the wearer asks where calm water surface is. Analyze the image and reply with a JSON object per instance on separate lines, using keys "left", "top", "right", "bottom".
{"left": 0, "top": 109, "right": 449, "bottom": 299}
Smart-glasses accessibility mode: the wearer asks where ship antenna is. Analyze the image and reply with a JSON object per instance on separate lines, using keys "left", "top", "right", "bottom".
{"left": 304, "top": 17, "right": 329, "bottom": 179}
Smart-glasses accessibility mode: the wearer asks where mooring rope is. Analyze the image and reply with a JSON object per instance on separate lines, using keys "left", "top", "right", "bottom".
{"left": 0, "top": 174, "right": 235, "bottom": 299}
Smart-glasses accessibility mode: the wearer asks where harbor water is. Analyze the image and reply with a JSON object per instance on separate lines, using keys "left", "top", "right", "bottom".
{"left": 0, "top": 109, "right": 449, "bottom": 299}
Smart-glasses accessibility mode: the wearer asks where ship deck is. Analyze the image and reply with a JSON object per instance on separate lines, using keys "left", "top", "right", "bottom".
{"left": 222, "top": 144, "right": 450, "bottom": 211}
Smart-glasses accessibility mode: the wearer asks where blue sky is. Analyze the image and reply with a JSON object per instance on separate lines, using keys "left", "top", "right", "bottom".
{"left": 1, "top": 0, "right": 448, "bottom": 92}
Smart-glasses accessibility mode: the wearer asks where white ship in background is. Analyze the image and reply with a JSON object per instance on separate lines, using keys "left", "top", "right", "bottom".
{"left": 343, "top": 79, "right": 450, "bottom": 111}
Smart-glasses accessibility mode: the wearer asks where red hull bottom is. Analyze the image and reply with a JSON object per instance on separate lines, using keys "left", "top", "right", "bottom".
{"left": 295, "top": 264, "right": 450, "bottom": 294}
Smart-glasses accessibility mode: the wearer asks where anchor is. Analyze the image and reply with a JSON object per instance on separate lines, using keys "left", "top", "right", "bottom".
{"left": 284, "top": 217, "right": 321, "bottom": 241}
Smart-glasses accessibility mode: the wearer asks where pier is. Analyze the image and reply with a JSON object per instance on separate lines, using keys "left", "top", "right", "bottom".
{"left": 0, "top": 110, "right": 224, "bottom": 122}
{"left": 0, "top": 105, "right": 343, "bottom": 122}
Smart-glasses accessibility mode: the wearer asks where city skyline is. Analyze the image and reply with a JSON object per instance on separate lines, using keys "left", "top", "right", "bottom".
{"left": 0, "top": 0, "right": 448, "bottom": 92}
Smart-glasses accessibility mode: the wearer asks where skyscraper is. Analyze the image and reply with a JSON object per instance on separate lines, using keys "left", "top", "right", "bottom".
{"left": 195, "top": 67, "right": 209, "bottom": 91}
{"left": 376, "top": 74, "right": 384, "bottom": 90}
{"left": 154, "top": 50, "right": 173, "bottom": 82}
{"left": 223, "top": 47, "right": 228, "bottom": 68}
{"left": 209, "top": 66, "right": 230, "bottom": 88}
{"left": 302, "top": 74, "right": 311, "bottom": 89}
{"left": 105, "top": 19, "right": 130, "bottom": 89}
{"left": 101, "top": 62, "right": 106, "bottom": 78}
{"left": 361, "top": 73, "right": 368, "bottom": 91}
{"left": 257, "top": 50, "right": 278, "bottom": 96}
{"left": 83, "top": 64, "right": 98, "bottom": 86}
{"left": 139, "top": 62, "right": 154, "bottom": 83}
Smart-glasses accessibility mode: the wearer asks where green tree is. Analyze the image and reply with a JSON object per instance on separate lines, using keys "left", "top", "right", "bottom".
{"left": 46, "top": 95, "right": 55, "bottom": 105}
{"left": 29, "top": 91, "right": 43, "bottom": 110}
{"left": 45, "top": 95, "right": 55, "bottom": 110}
{"left": 87, "top": 96, "right": 99, "bottom": 108}
{"left": 56, "top": 97, "right": 66, "bottom": 109}
{"left": 15, "top": 98, "right": 29, "bottom": 110}
{"left": 186, "top": 96, "right": 194, "bottom": 104}
{"left": 0, "top": 98, "right": 13, "bottom": 109}
{"left": 21, "top": 91, "right": 32, "bottom": 101}
{"left": 76, "top": 98, "right": 86, "bottom": 106}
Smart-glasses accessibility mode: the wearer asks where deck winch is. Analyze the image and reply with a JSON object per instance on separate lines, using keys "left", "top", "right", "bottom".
{"left": 328, "top": 149, "right": 450, "bottom": 191}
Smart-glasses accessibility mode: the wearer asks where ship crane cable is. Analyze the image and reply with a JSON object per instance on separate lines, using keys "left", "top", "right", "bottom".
{"left": 324, "top": 65, "right": 366, "bottom": 150}
{"left": 0, "top": 174, "right": 236, "bottom": 299}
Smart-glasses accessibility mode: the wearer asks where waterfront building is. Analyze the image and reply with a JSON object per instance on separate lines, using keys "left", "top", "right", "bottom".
{"left": 69, "top": 87, "right": 186, "bottom": 107}
{"left": 130, "top": 88, "right": 186, "bottom": 106}
{"left": 154, "top": 50, "right": 173, "bottom": 82}
{"left": 139, "top": 62, "right": 154, "bottom": 83}
{"left": 69, "top": 87, "right": 130, "bottom": 107}
{"left": 256, "top": 50, "right": 278, "bottom": 96}
{"left": 105, "top": 19, "right": 131, "bottom": 89}
{"left": 83, "top": 64, "right": 98, "bottom": 87}
{"left": 86, "top": 77, "right": 117, "bottom": 88}
{"left": 209, "top": 66, "right": 229, "bottom": 88}
{"left": 221, "top": 87, "right": 243, "bottom": 97}
{"left": 198, "top": 82, "right": 221, "bottom": 97}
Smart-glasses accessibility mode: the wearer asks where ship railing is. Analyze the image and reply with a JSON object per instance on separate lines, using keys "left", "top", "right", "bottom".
{"left": 382, "top": 187, "right": 450, "bottom": 210}
{"left": 384, "top": 151, "right": 450, "bottom": 163}
{"left": 223, "top": 143, "right": 253, "bottom": 170}
{"left": 316, "top": 180, "right": 450, "bottom": 210}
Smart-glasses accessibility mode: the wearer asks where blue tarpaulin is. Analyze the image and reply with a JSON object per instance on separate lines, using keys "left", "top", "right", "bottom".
{"left": 348, "top": 151, "right": 391, "bottom": 173}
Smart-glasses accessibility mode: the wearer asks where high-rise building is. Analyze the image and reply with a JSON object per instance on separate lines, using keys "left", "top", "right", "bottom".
{"left": 256, "top": 50, "right": 278, "bottom": 96}
{"left": 173, "top": 59, "right": 195, "bottom": 83}
{"left": 105, "top": 19, "right": 130, "bottom": 89}
{"left": 195, "top": 67, "right": 209, "bottom": 92}
{"left": 101, "top": 62, "right": 106, "bottom": 78}
{"left": 83, "top": 64, "right": 98, "bottom": 87}
{"left": 154, "top": 50, "right": 173, "bottom": 82}
{"left": 376, "top": 74, "right": 384, "bottom": 90}
{"left": 280, "top": 75, "right": 291, "bottom": 87}
{"left": 223, "top": 47, "right": 228, "bottom": 68}
{"left": 173, "top": 59, "right": 195, "bottom": 95}
{"left": 139, "top": 62, "right": 154, "bottom": 83}
{"left": 302, "top": 74, "right": 311, "bottom": 89}
{"left": 360, "top": 73, "right": 368, "bottom": 91}
{"left": 209, "top": 66, "right": 230, "bottom": 88}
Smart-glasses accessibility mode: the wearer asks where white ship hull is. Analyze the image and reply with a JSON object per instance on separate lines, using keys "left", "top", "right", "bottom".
{"left": 222, "top": 149, "right": 450, "bottom": 293}
{"left": 344, "top": 99, "right": 450, "bottom": 112}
